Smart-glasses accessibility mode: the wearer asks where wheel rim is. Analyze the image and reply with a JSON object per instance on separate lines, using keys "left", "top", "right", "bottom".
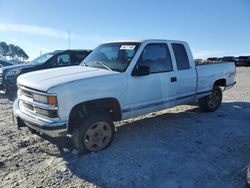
{"left": 207, "top": 89, "right": 221, "bottom": 109}
{"left": 83, "top": 121, "right": 112, "bottom": 152}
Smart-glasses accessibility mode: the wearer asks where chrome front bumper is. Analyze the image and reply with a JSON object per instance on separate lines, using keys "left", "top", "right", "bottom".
{"left": 13, "top": 99, "right": 67, "bottom": 137}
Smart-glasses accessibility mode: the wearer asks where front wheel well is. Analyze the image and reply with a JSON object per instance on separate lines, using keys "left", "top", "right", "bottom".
{"left": 68, "top": 98, "right": 122, "bottom": 133}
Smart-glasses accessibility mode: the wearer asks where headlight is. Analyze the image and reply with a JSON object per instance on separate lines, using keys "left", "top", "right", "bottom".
{"left": 33, "top": 93, "right": 48, "bottom": 104}
{"left": 5, "top": 69, "right": 22, "bottom": 78}
{"left": 33, "top": 93, "right": 57, "bottom": 106}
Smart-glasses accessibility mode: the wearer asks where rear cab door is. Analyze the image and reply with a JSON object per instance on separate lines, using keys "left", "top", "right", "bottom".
{"left": 169, "top": 42, "right": 197, "bottom": 104}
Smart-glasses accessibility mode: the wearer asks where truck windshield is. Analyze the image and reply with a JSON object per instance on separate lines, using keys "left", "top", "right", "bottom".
{"left": 29, "top": 53, "right": 54, "bottom": 65}
{"left": 82, "top": 42, "right": 140, "bottom": 72}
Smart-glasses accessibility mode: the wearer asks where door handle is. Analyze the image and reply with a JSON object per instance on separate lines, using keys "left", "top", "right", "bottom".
{"left": 170, "top": 77, "right": 177, "bottom": 82}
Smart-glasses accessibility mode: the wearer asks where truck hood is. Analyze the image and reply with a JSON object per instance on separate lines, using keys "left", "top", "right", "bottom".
{"left": 17, "top": 66, "right": 118, "bottom": 92}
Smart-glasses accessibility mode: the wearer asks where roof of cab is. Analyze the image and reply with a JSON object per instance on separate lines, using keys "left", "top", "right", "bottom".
{"left": 53, "top": 49, "right": 92, "bottom": 53}
{"left": 103, "top": 39, "right": 187, "bottom": 44}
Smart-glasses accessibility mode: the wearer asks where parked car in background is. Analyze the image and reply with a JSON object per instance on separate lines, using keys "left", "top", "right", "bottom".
{"left": 13, "top": 39, "right": 236, "bottom": 154}
{"left": 0, "top": 49, "right": 92, "bottom": 98}
{"left": 195, "top": 59, "right": 204, "bottom": 65}
{"left": 236, "top": 56, "right": 250, "bottom": 66}
{"left": 221, "top": 56, "right": 237, "bottom": 65}
{"left": 206, "top": 57, "right": 221, "bottom": 64}
{"left": 0, "top": 59, "right": 14, "bottom": 67}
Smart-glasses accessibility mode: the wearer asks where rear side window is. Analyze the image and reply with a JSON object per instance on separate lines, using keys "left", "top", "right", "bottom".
{"left": 75, "top": 53, "right": 88, "bottom": 61}
{"left": 172, "top": 43, "right": 190, "bottom": 70}
{"left": 53, "top": 54, "right": 71, "bottom": 66}
{"left": 138, "top": 43, "right": 173, "bottom": 73}
{"left": 72, "top": 53, "right": 89, "bottom": 65}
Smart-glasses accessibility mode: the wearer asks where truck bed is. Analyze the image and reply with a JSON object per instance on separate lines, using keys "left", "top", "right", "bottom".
{"left": 196, "top": 62, "right": 235, "bottom": 94}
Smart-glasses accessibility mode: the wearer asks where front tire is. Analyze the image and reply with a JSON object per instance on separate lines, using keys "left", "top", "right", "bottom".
{"left": 72, "top": 112, "right": 114, "bottom": 154}
{"left": 198, "top": 86, "right": 222, "bottom": 112}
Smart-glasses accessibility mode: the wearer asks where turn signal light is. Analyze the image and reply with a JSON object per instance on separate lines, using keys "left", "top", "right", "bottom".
{"left": 48, "top": 96, "right": 57, "bottom": 105}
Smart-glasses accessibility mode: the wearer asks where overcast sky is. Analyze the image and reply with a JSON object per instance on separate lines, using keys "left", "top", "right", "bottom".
{"left": 0, "top": 0, "right": 250, "bottom": 60}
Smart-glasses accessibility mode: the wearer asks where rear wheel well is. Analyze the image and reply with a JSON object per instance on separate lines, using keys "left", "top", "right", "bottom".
{"left": 214, "top": 78, "right": 226, "bottom": 87}
{"left": 68, "top": 98, "right": 121, "bottom": 133}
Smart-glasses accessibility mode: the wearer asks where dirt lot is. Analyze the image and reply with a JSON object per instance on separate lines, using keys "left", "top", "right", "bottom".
{"left": 0, "top": 67, "right": 250, "bottom": 188}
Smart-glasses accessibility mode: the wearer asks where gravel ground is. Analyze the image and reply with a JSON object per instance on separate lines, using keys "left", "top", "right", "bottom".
{"left": 0, "top": 67, "right": 250, "bottom": 188}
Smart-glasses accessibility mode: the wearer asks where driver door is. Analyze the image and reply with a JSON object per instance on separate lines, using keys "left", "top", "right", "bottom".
{"left": 125, "top": 43, "right": 177, "bottom": 118}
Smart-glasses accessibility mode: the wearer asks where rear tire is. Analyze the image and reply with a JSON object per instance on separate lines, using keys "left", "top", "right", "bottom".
{"left": 72, "top": 112, "right": 114, "bottom": 154}
{"left": 198, "top": 86, "right": 222, "bottom": 112}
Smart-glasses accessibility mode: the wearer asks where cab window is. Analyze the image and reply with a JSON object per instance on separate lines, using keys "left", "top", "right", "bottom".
{"left": 138, "top": 43, "right": 173, "bottom": 73}
{"left": 172, "top": 43, "right": 190, "bottom": 70}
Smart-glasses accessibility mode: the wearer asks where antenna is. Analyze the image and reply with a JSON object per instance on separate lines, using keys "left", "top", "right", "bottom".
{"left": 68, "top": 29, "right": 71, "bottom": 49}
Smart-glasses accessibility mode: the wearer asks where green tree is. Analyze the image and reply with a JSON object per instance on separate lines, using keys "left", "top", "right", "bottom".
{"left": 19, "top": 49, "right": 29, "bottom": 60}
{"left": 7, "top": 44, "right": 17, "bottom": 60}
{"left": 0, "top": 42, "right": 9, "bottom": 57}
{"left": 0, "top": 41, "right": 29, "bottom": 61}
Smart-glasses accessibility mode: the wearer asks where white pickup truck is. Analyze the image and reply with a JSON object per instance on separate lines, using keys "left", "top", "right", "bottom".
{"left": 13, "top": 39, "right": 236, "bottom": 153}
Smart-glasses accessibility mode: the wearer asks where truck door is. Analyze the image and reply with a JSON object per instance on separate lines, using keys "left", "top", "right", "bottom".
{"left": 171, "top": 43, "right": 197, "bottom": 102}
{"left": 125, "top": 43, "right": 177, "bottom": 117}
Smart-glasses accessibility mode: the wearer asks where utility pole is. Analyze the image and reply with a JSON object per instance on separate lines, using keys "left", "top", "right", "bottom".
{"left": 68, "top": 29, "right": 71, "bottom": 49}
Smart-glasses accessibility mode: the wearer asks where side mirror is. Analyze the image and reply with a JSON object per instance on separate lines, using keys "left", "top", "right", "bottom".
{"left": 132, "top": 65, "right": 150, "bottom": 76}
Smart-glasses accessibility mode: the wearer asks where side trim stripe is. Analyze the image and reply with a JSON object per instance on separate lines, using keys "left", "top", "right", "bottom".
{"left": 122, "top": 90, "right": 212, "bottom": 113}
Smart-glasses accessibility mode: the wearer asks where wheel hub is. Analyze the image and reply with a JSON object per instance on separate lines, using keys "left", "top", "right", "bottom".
{"left": 84, "top": 121, "right": 112, "bottom": 152}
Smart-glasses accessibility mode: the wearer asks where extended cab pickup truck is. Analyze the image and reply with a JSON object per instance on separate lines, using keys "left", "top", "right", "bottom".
{"left": 13, "top": 39, "right": 236, "bottom": 153}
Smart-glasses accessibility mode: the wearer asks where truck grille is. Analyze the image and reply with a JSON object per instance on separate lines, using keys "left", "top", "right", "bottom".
{"left": 22, "top": 102, "right": 34, "bottom": 111}
{"left": 21, "top": 89, "right": 33, "bottom": 98}
{"left": 19, "top": 86, "right": 58, "bottom": 118}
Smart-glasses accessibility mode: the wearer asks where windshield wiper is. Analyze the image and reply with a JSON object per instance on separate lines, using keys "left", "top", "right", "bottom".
{"left": 93, "top": 61, "right": 112, "bottom": 71}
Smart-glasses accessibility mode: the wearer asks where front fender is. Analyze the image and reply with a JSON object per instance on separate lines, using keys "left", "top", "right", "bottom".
{"left": 49, "top": 73, "right": 127, "bottom": 123}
